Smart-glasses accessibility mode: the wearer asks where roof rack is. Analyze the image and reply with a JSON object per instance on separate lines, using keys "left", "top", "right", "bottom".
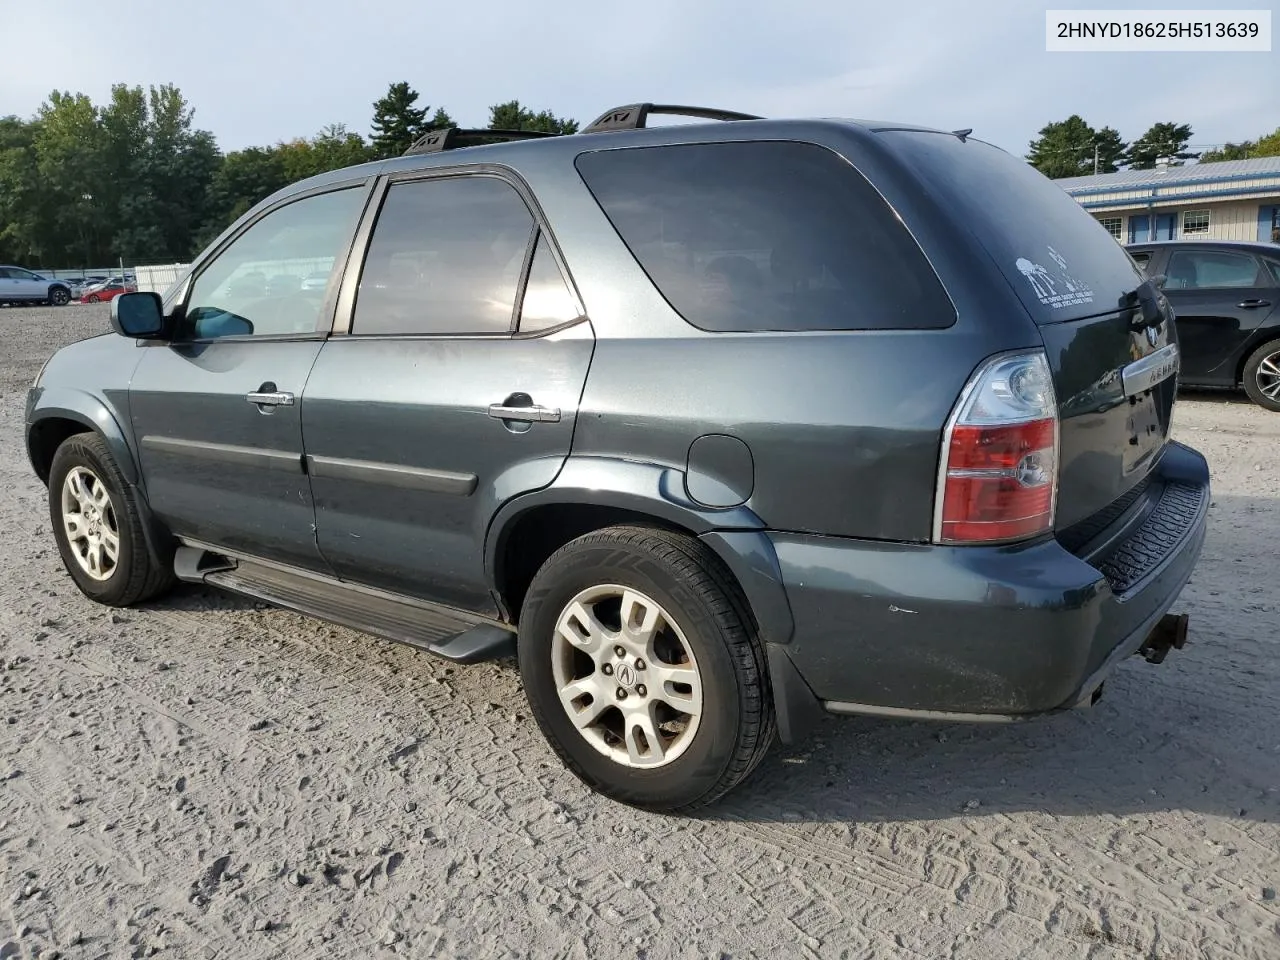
{"left": 582, "top": 103, "right": 761, "bottom": 134}
{"left": 402, "top": 127, "right": 558, "bottom": 156}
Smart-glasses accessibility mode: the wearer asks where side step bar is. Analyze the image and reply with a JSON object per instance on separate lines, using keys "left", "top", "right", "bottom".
{"left": 176, "top": 545, "right": 516, "bottom": 664}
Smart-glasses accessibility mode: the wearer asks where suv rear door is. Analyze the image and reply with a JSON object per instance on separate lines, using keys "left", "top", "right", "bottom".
{"left": 1158, "top": 245, "right": 1277, "bottom": 384}
{"left": 301, "top": 172, "right": 592, "bottom": 616}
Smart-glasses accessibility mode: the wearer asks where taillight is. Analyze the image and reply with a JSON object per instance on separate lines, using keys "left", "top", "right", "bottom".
{"left": 934, "top": 350, "right": 1059, "bottom": 545}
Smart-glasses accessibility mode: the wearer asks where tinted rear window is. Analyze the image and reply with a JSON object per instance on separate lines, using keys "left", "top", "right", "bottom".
{"left": 575, "top": 141, "right": 954, "bottom": 332}
{"left": 882, "top": 131, "right": 1148, "bottom": 324}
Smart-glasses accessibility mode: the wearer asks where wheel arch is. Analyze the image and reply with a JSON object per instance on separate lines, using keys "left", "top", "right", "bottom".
{"left": 484, "top": 457, "right": 796, "bottom": 648}
{"left": 1235, "top": 328, "right": 1280, "bottom": 387}
{"left": 27, "top": 389, "right": 140, "bottom": 487}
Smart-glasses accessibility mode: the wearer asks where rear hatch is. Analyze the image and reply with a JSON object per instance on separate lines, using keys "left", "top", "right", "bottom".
{"left": 881, "top": 130, "right": 1176, "bottom": 532}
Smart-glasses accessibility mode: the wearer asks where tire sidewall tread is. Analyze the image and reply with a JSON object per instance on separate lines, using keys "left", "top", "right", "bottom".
{"left": 48, "top": 433, "right": 173, "bottom": 607}
{"left": 518, "top": 525, "right": 775, "bottom": 811}
{"left": 1242, "top": 338, "right": 1280, "bottom": 412}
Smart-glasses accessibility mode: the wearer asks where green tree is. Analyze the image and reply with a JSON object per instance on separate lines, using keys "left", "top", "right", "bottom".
{"left": 32, "top": 92, "right": 107, "bottom": 265}
{"left": 0, "top": 116, "right": 46, "bottom": 263}
{"left": 488, "top": 100, "right": 578, "bottom": 135}
{"left": 106, "top": 84, "right": 220, "bottom": 262}
{"left": 196, "top": 145, "right": 289, "bottom": 249}
{"left": 277, "top": 123, "right": 372, "bottom": 182}
{"left": 1026, "top": 115, "right": 1126, "bottom": 178}
{"left": 370, "top": 81, "right": 428, "bottom": 158}
{"left": 1123, "top": 122, "right": 1198, "bottom": 169}
{"left": 1200, "top": 127, "right": 1280, "bottom": 162}
{"left": 427, "top": 107, "right": 454, "bottom": 129}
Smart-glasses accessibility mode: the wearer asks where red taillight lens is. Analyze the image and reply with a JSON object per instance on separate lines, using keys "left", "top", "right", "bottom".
{"left": 935, "top": 352, "right": 1059, "bottom": 545}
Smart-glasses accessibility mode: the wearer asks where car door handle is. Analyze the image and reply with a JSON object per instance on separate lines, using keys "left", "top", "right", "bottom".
{"left": 245, "top": 390, "right": 295, "bottom": 406}
{"left": 487, "top": 403, "right": 560, "bottom": 423}
{"left": 1238, "top": 299, "right": 1271, "bottom": 308}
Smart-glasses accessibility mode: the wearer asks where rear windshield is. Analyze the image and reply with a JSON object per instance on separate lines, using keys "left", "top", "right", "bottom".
{"left": 881, "top": 131, "right": 1147, "bottom": 324}
{"left": 575, "top": 141, "right": 954, "bottom": 333}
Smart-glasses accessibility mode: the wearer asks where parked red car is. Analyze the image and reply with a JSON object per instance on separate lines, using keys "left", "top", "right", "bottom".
{"left": 80, "top": 277, "right": 137, "bottom": 303}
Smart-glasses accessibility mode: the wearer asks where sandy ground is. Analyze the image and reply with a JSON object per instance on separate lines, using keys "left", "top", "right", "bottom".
{"left": 1, "top": 303, "right": 1277, "bottom": 960}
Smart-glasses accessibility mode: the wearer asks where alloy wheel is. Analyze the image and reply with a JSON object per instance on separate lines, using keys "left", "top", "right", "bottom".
{"left": 551, "top": 584, "right": 703, "bottom": 768}
{"left": 1256, "top": 350, "right": 1280, "bottom": 403}
{"left": 60, "top": 466, "right": 120, "bottom": 581}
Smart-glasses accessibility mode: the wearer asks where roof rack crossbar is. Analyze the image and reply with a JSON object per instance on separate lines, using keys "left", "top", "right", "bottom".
{"left": 403, "top": 127, "right": 558, "bottom": 156}
{"left": 582, "top": 103, "right": 761, "bottom": 134}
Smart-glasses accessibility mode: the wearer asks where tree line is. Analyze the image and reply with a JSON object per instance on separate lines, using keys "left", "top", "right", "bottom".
{"left": 0, "top": 81, "right": 577, "bottom": 268}
{"left": 1027, "top": 115, "right": 1280, "bottom": 179}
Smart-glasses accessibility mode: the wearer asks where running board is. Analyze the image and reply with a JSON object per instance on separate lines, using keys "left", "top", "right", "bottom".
{"left": 177, "top": 546, "right": 515, "bottom": 664}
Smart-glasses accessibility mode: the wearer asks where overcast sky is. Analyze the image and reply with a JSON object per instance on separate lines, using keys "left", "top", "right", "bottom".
{"left": 2, "top": 0, "right": 1274, "bottom": 157}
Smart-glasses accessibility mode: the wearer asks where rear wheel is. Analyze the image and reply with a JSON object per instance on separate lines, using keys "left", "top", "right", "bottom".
{"left": 48, "top": 286, "right": 70, "bottom": 306}
{"left": 1242, "top": 339, "right": 1280, "bottom": 412}
{"left": 517, "top": 526, "right": 775, "bottom": 811}
{"left": 85, "top": 294, "right": 100, "bottom": 303}
{"left": 48, "top": 433, "right": 174, "bottom": 606}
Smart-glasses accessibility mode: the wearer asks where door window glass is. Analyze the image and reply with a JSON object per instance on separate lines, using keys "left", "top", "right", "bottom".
{"left": 352, "top": 176, "right": 534, "bottom": 336}
{"left": 183, "top": 187, "right": 365, "bottom": 339}
{"left": 1165, "top": 250, "right": 1261, "bottom": 290}
{"left": 519, "top": 233, "right": 579, "bottom": 331}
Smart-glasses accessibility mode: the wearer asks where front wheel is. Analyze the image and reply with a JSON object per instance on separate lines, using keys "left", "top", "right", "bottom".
{"left": 48, "top": 433, "right": 175, "bottom": 606}
{"left": 518, "top": 526, "right": 775, "bottom": 811}
{"left": 1242, "top": 339, "right": 1280, "bottom": 412}
{"left": 48, "top": 286, "right": 70, "bottom": 306}
{"left": 85, "top": 294, "right": 100, "bottom": 303}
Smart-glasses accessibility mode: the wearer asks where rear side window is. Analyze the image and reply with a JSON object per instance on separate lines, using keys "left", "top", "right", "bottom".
{"left": 1165, "top": 250, "right": 1261, "bottom": 290}
{"left": 575, "top": 141, "right": 954, "bottom": 332}
{"left": 352, "top": 176, "right": 534, "bottom": 336}
{"left": 883, "top": 131, "right": 1149, "bottom": 325}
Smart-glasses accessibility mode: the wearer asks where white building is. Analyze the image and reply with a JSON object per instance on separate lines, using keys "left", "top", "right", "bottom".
{"left": 1057, "top": 156, "right": 1280, "bottom": 245}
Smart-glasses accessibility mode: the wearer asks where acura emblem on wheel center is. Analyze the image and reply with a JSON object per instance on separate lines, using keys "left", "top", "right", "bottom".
{"left": 614, "top": 663, "right": 636, "bottom": 688}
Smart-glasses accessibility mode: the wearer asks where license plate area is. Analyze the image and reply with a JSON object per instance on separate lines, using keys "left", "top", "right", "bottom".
{"left": 1122, "top": 388, "right": 1168, "bottom": 474}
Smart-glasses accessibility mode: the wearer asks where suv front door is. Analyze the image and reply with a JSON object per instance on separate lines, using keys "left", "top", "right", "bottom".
{"left": 128, "top": 182, "right": 371, "bottom": 570}
{"left": 1161, "top": 246, "right": 1277, "bottom": 384}
{"left": 3, "top": 267, "right": 44, "bottom": 301}
{"left": 301, "top": 173, "right": 593, "bottom": 614}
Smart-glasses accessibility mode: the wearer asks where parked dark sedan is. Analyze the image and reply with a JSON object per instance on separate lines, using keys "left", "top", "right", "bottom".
{"left": 1127, "top": 240, "right": 1280, "bottom": 411}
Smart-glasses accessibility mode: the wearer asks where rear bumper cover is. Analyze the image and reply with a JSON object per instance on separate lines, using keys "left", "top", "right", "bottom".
{"left": 768, "top": 441, "right": 1209, "bottom": 719}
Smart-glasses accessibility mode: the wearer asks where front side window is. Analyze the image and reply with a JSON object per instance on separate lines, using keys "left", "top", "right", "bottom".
{"left": 351, "top": 176, "right": 534, "bottom": 336}
{"left": 1099, "top": 217, "right": 1122, "bottom": 239}
{"left": 1182, "top": 210, "right": 1210, "bottom": 235}
{"left": 183, "top": 187, "right": 365, "bottom": 339}
{"left": 1165, "top": 250, "right": 1261, "bottom": 290}
{"left": 576, "top": 141, "right": 954, "bottom": 333}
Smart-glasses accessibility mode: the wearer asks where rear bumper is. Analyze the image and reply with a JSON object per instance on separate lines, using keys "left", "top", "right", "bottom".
{"left": 768, "top": 441, "right": 1209, "bottom": 719}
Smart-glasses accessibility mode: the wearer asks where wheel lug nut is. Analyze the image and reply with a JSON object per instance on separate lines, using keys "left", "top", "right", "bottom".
{"left": 614, "top": 645, "right": 626, "bottom": 658}
{"left": 616, "top": 688, "right": 627, "bottom": 700}
{"left": 601, "top": 663, "right": 613, "bottom": 676}
{"left": 636, "top": 684, "right": 647, "bottom": 697}
{"left": 635, "top": 659, "right": 645, "bottom": 671}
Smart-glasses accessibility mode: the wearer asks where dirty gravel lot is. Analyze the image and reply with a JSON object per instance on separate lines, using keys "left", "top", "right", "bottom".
{"left": 1, "top": 304, "right": 1277, "bottom": 960}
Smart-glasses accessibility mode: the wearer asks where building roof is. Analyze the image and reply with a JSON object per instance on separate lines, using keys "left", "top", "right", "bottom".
{"left": 1057, "top": 156, "right": 1280, "bottom": 193}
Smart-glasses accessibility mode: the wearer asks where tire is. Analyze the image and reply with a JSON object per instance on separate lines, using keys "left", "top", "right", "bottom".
{"left": 1242, "top": 339, "right": 1280, "bottom": 412}
{"left": 48, "top": 286, "right": 70, "bottom": 307}
{"left": 86, "top": 294, "right": 100, "bottom": 303}
{"left": 48, "top": 433, "right": 175, "bottom": 607}
{"left": 518, "top": 525, "right": 775, "bottom": 811}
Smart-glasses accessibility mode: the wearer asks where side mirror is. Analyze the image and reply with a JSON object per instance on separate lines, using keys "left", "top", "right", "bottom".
{"left": 110, "top": 292, "right": 167, "bottom": 339}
